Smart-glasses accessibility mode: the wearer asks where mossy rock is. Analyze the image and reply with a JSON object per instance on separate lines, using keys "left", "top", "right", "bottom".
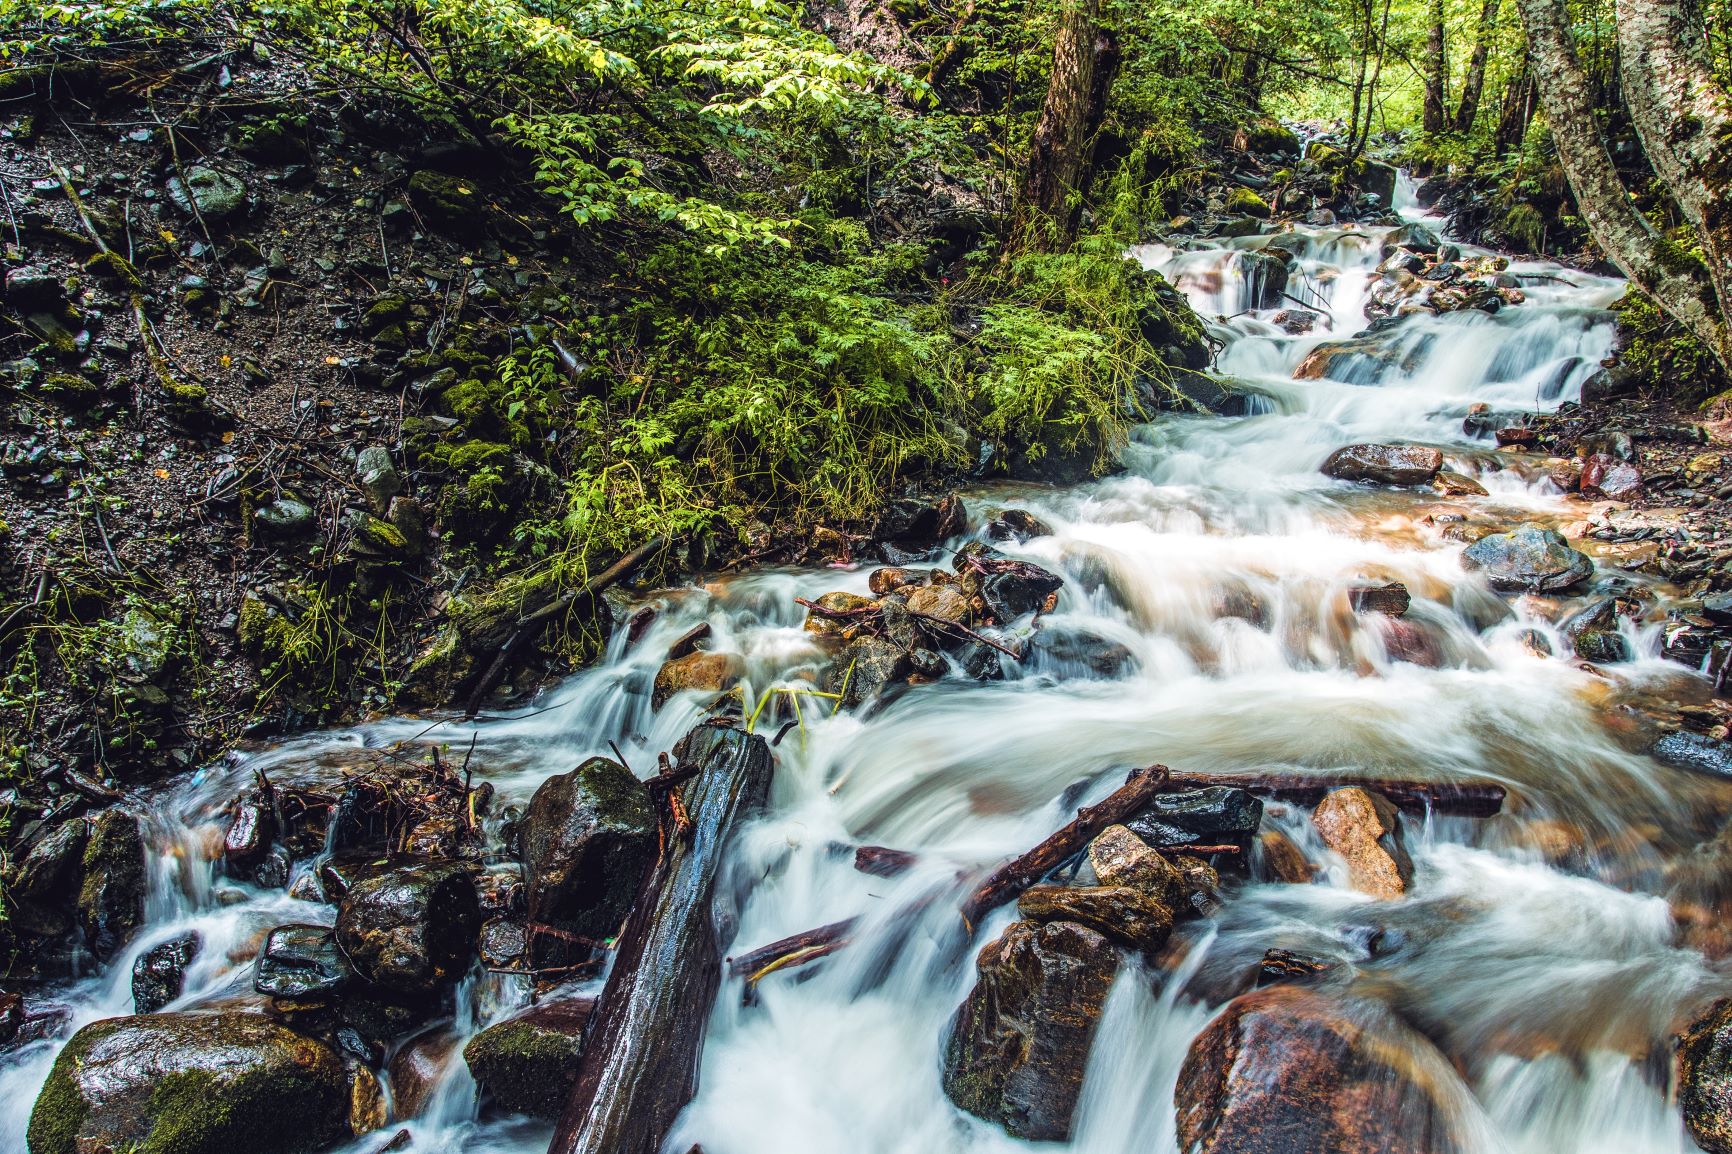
{"left": 463, "top": 996, "right": 594, "bottom": 1118}
{"left": 26, "top": 1011, "right": 350, "bottom": 1154}
{"left": 408, "top": 170, "right": 486, "bottom": 238}
{"left": 1242, "top": 117, "right": 1300, "bottom": 156}
{"left": 77, "top": 808, "right": 145, "bottom": 961}
{"left": 1225, "top": 187, "right": 1271, "bottom": 219}
{"left": 39, "top": 372, "right": 101, "bottom": 406}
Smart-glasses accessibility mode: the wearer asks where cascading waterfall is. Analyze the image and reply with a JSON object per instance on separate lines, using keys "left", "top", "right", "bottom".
{"left": 6, "top": 180, "right": 1729, "bottom": 1154}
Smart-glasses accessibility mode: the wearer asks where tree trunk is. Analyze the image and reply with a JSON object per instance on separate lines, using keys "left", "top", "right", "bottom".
{"left": 1454, "top": 0, "right": 1504, "bottom": 133}
{"left": 1493, "top": 59, "right": 1534, "bottom": 153}
{"left": 1015, "top": 0, "right": 1114, "bottom": 249}
{"left": 1422, "top": 0, "right": 1449, "bottom": 135}
{"left": 1615, "top": 0, "right": 1732, "bottom": 359}
{"left": 546, "top": 722, "right": 774, "bottom": 1154}
{"left": 1513, "top": 0, "right": 1731, "bottom": 366}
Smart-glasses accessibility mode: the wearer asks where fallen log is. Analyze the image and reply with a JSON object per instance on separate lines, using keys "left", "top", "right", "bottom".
{"left": 726, "top": 918, "right": 858, "bottom": 982}
{"left": 1164, "top": 770, "right": 1506, "bottom": 817}
{"left": 960, "top": 764, "right": 1171, "bottom": 928}
{"left": 547, "top": 721, "right": 774, "bottom": 1154}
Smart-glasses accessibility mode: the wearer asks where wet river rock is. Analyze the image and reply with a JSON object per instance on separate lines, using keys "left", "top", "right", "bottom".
{"left": 26, "top": 1011, "right": 352, "bottom": 1154}
{"left": 1176, "top": 985, "right": 1468, "bottom": 1154}
{"left": 77, "top": 808, "right": 147, "bottom": 962}
{"left": 333, "top": 861, "right": 480, "bottom": 993}
{"left": 651, "top": 649, "right": 742, "bottom": 709}
{"left": 1312, "top": 787, "right": 1412, "bottom": 899}
{"left": 825, "top": 635, "right": 914, "bottom": 708}
{"left": 463, "top": 994, "right": 596, "bottom": 1119}
{"left": 1321, "top": 443, "right": 1445, "bottom": 486}
{"left": 389, "top": 1028, "right": 460, "bottom": 1119}
{"left": 1461, "top": 525, "right": 1594, "bottom": 593}
{"left": 132, "top": 931, "right": 199, "bottom": 1014}
{"left": 1089, "top": 823, "right": 1185, "bottom": 907}
{"left": 522, "top": 755, "right": 656, "bottom": 967}
{"left": 1016, "top": 883, "right": 1174, "bottom": 951}
{"left": 942, "top": 918, "right": 1119, "bottom": 1141}
{"left": 1127, "top": 786, "right": 1263, "bottom": 851}
{"left": 1679, "top": 998, "right": 1732, "bottom": 1153}
{"left": 255, "top": 923, "right": 352, "bottom": 1000}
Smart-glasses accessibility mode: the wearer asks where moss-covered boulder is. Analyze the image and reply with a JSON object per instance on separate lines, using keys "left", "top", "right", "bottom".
{"left": 77, "top": 808, "right": 145, "bottom": 961}
{"left": 1225, "top": 187, "right": 1271, "bottom": 219}
{"left": 463, "top": 995, "right": 595, "bottom": 1118}
{"left": 333, "top": 862, "right": 480, "bottom": 994}
{"left": 521, "top": 756, "right": 656, "bottom": 967}
{"left": 26, "top": 1012, "right": 351, "bottom": 1154}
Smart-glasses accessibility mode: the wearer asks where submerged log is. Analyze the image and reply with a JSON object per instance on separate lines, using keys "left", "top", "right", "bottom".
{"left": 547, "top": 721, "right": 773, "bottom": 1154}
{"left": 726, "top": 918, "right": 858, "bottom": 982}
{"left": 961, "top": 764, "right": 1171, "bottom": 927}
{"left": 1165, "top": 770, "right": 1505, "bottom": 817}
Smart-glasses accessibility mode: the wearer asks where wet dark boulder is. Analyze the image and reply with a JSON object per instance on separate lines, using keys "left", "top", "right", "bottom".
{"left": 78, "top": 808, "right": 146, "bottom": 961}
{"left": 132, "top": 932, "right": 199, "bottom": 1014}
{"left": 463, "top": 995, "right": 596, "bottom": 1119}
{"left": 942, "top": 919, "right": 1119, "bottom": 1141}
{"left": 987, "top": 509, "right": 1054, "bottom": 543}
{"left": 1239, "top": 249, "right": 1290, "bottom": 310}
{"left": 333, "top": 862, "right": 480, "bottom": 993}
{"left": 1562, "top": 599, "right": 1631, "bottom": 663}
{"left": 970, "top": 560, "right": 1064, "bottom": 623}
{"left": 4, "top": 819, "right": 89, "bottom": 939}
{"left": 1321, "top": 444, "right": 1444, "bottom": 487}
{"left": 1383, "top": 222, "right": 1442, "bottom": 257}
{"left": 873, "top": 494, "right": 965, "bottom": 558}
{"left": 1349, "top": 583, "right": 1411, "bottom": 616}
{"left": 1025, "top": 628, "right": 1137, "bottom": 679}
{"left": 522, "top": 756, "right": 656, "bottom": 967}
{"left": 255, "top": 924, "right": 353, "bottom": 1000}
{"left": 1016, "top": 884, "right": 1174, "bottom": 952}
{"left": 389, "top": 1028, "right": 460, "bottom": 1119}
{"left": 26, "top": 1011, "right": 351, "bottom": 1154}
{"left": 1461, "top": 525, "right": 1593, "bottom": 592}
{"left": 824, "top": 635, "right": 914, "bottom": 708}
{"left": 223, "top": 792, "right": 274, "bottom": 872}
{"left": 1128, "top": 786, "right": 1263, "bottom": 851}
{"left": 1176, "top": 985, "right": 1468, "bottom": 1154}
{"left": 1679, "top": 998, "right": 1732, "bottom": 1153}
{"left": 1653, "top": 731, "right": 1732, "bottom": 779}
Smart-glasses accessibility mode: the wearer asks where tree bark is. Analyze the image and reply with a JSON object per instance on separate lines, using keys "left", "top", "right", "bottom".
{"left": 1513, "top": 0, "right": 1731, "bottom": 366}
{"left": 546, "top": 722, "right": 773, "bottom": 1154}
{"left": 1163, "top": 770, "right": 1505, "bottom": 817}
{"left": 1493, "top": 59, "right": 1534, "bottom": 153}
{"left": 1615, "top": 0, "right": 1732, "bottom": 356}
{"left": 1422, "top": 0, "right": 1449, "bottom": 136}
{"left": 1015, "top": 0, "right": 1115, "bottom": 249}
{"left": 1454, "top": 0, "right": 1504, "bottom": 133}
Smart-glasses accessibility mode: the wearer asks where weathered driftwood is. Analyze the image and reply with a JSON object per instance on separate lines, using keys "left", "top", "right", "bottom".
{"left": 546, "top": 721, "right": 773, "bottom": 1154}
{"left": 1164, "top": 770, "right": 1506, "bottom": 817}
{"left": 726, "top": 918, "right": 858, "bottom": 982}
{"left": 960, "top": 764, "right": 1171, "bottom": 927}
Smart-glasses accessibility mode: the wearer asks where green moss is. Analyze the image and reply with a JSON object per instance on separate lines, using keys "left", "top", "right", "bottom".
{"left": 1499, "top": 203, "right": 1546, "bottom": 253}
{"left": 82, "top": 250, "right": 143, "bottom": 290}
{"left": 40, "top": 372, "right": 100, "bottom": 403}
{"left": 1225, "top": 187, "right": 1270, "bottom": 219}
{"left": 462, "top": 1016, "right": 585, "bottom": 1118}
{"left": 24, "top": 1026, "right": 96, "bottom": 1154}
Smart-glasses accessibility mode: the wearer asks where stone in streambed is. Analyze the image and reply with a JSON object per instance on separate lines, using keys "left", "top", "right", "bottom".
{"left": 1654, "top": 731, "right": 1732, "bottom": 779}
{"left": 1461, "top": 525, "right": 1593, "bottom": 593}
{"left": 26, "top": 1011, "right": 351, "bottom": 1154}
{"left": 1016, "top": 883, "right": 1174, "bottom": 951}
{"left": 1580, "top": 452, "right": 1643, "bottom": 501}
{"left": 1321, "top": 444, "right": 1444, "bottom": 486}
{"left": 1257, "top": 828, "right": 1318, "bottom": 884}
{"left": 334, "top": 861, "right": 479, "bottom": 993}
{"left": 1433, "top": 469, "right": 1488, "bottom": 497}
{"left": 389, "top": 1029, "right": 460, "bottom": 1119}
{"left": 1128, "top": 787, "right": 1263, "bottom": 851}
{"left": 824, "top": 635, "right": 913, "bottom": 708}
{"left": 651, "top": 649, "right": 741, "bottom": 709}
{"left": 255, "top": 923, "right": 352, "bottom": 1000}
{"left": 132, "top": 932, "right": 199, "bottom": 1014}
{"left": 1175, "top": 985, "right": 1469, "bottom": 1154}
{"left": 1089, "top": 823, "right": 1184, "bottom": 906}
{"left": 1311, "top": 787, "right": 1412, "bottom": 899}
{"left": 78, "top": 808, "right": 146, "bottom": 961}
{"left": 942, "top": 919, "right": 1119, "bottom": 1141}
{"left": 522, "top": 756, "right": 656, "bottom": 967}
{"left": 463, "top": 995, "right": 595, "bottom": 1120}
{"left": 1678, "top": 998, "right": 1732, "bottom": 1153}
{"left": 1348, "top": 583, "right": 1411, "bottom": 616}
{"left": 987, "top": 509, "right": 1053, "bottom": 543}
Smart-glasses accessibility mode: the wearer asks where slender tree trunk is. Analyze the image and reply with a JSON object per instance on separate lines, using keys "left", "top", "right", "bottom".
{"left": 1513, "top": 0, "right": 1731, "bottom": 365}
{"left": 1347, "top": 0, "right": 1396, "bottom": 163}
{"left": 1422, "top": 0, "right": 1449, "bottom": 135}
{"left": 1015, "top": 0, "right": 1116, "bottom": 250}
{"left": 1615, "top": 0, "right": 1732, "bottom": 351}
{"left": 1454, "top": 0, "right": 1504, "bottom": 133}
{"left": 1494, "top": 59, "right": 1534, "bottom": 152}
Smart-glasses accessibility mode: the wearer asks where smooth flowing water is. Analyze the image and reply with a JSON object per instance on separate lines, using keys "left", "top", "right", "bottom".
{"left": 6, "top": 183, "right": 1728, "bottom": 1154}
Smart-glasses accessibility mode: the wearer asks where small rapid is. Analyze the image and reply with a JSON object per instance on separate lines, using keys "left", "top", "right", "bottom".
{"left": 5, "top": 181, "right": 1729, "bottom": 1154}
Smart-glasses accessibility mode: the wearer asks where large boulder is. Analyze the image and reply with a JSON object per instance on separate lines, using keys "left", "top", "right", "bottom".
{"left": 942, "top": 919, "right": 1119, "bottom": 1140}
{"left": 1175, "top": 985, "right": 1468, "bottom": 1154}
{"left": 521, "top": 756, "right": 656, "bottom": 967}
{"left": 78, "top": 808, "right": 146, "bottom": 961}
{"left": 1679, "top": 998, "right": 1732, "bottom": 1153}
{"left": 388, "top": 1029, "right": 460, "bottom": 1119}
{"left": 1321, "top": 444, "right": 1444, "bottom": 486}
{"left": 1461, "top": 525, "right": 1593, "bottom": 592}
{"left": 1311, "top": 787, "right": 1412, "bottom": 899}
{"left": 463, "top": 995, "right": 595, "bottom": 1119}
{"left": 333, "top": 862, "right": 480, "bottom": 993}
{"left": 26, "top": 1012, "right": 351, "bottom": 1154}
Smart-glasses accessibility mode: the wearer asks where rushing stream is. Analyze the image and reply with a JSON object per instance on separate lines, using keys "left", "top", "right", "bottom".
{"left": 7, "top": 181, "right": 1730, "bottom": 1154}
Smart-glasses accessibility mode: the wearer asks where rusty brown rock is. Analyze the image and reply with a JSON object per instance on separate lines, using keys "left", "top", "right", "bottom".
{"left": 1257, "top": 828, "right": 1318, "bottom": 884}
{"left": 1015, "top": 883, "right": 1174, "bottom": 951}
{"left": 1175, "top": 985, "right": 1469, "bottom": 1154}
{"left": 1580, "top": 453, "right": 1643, "bottom": 501}
{"left": 1321, "top": 444, "right": 1444, "bottom": 486}
{"left": 867, "top": 567, "right": 923, "bottom": 595}
{"left": 1088, "top": 824, "right": 1183, "bottom": 907}
{"left": 941, "top": 919, "right": 1118, "bottom": 1141}
{"left": 1679, "top": 998, "right": 1732, "bottom": 1153}
{"left": 651, "top": 651, "right": 742, "bottom": 709}
{"left": 1311, "top": 787, "right": 1413, "bottom": 899}
{"left": 1432, "top": 469, "right": 1488, "bottom": 497}
{"left": 388, "top": 1029, "right": 459, "bottom": 1119}
{"left": 906, "top": 582, "right": 971, "bottom": 625}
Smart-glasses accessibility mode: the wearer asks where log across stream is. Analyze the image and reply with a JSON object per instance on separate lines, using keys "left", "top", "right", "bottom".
{"left": 6, "top": 180, "right": 1732, "bottom": 1154}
